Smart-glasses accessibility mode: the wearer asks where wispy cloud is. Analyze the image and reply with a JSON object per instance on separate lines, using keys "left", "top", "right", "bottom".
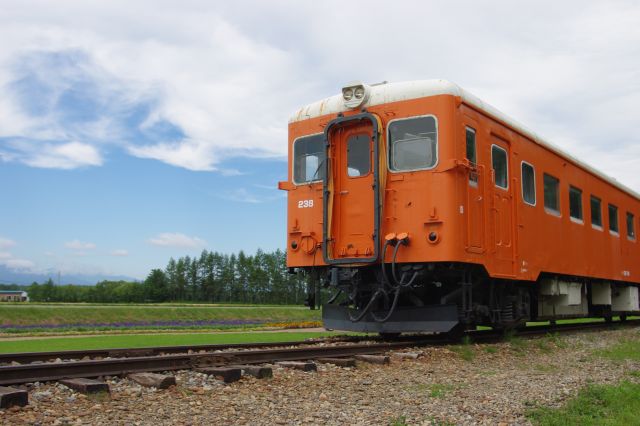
{"left": 0, "top": 237, "right": 16, "bottom": 249}
{"left": 110, "top": 249, "right": 129, "bottom": 257}
{"left": 221, "top": 187, "right": 285, "bottom": 204}
{"left": 64, "top": 239, "right": 96, "bottom": 250}
{"left": 2, "top": 258, "right": 35, "bottom": 270}
{"left": 0, "top": 250, "right": 36, "bottom": 271}
{"left": 148, "top": 232, "right": 207, "bottom": 249}
{"left": 20, "top": 141, "right": 103, "bottom": 169}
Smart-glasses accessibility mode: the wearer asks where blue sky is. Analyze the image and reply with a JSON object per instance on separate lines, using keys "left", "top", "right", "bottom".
{"left": 1, "top": 1, "right": 639, "bottom": 280}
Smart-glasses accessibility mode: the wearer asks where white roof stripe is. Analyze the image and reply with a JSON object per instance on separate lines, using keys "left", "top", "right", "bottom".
{"left": 290, "top": 79, "right": 640, "bottom": 200}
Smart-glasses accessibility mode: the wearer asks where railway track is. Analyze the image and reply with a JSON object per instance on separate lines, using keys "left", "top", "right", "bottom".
{"left": 0, "top": 318, "right": 637, "bottom": 407}
{"left": 0, "top": 335, "right": 371, "bottom": 365}
{"left": 2, "top": 319, "right": 638, "bottom": 382}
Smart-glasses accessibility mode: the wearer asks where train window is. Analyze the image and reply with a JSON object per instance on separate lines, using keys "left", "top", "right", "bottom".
{"left": 591, "top": 196, "right": 602, "bottom": 228}
{"left": 608, "top": 204, "right": 619, "bottom": 234}
{"left": 491, "top": 145, "right": 508, "bottom": 189}
{"left": 466, "top": 127, "right": 478, "bottom": 185}
{"left": 465, "top": 128, "right": 476, "bottom": 164}
{"left": 388, "top": 116, "right": 437, "bottom": 171}
{"left": 293, "top": 134, "right": 325, "bottom": 184}
{"left": 521, "top": 162, "right": 536, "bottom": 206}
{"left": 627, "top": 212, "right": 636, "bottom": 240}
{"left": 569, "top": 186, "right": 583, "bottom": 222}
{"left": 543, "top": 173, "right": 560, "bottom": 214}
{"left": 347, "top": 134, "right": 370, "bottom": 177}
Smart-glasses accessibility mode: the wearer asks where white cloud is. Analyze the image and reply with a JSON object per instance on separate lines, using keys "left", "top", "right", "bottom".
{"left": 221, "top": 187, "right": 284, "bottom": 204}
{"left": 110, "top": 249, "right": 129, "bottom": 257}
{"left": 0, "top": 237, "right": 16, "bottom": 249}
{"left": 22, "top": 141, "right": 103, "bottom": 169}
{"left": 64, "top": 239, "right": 96, "bottom": 250}
{"left": 3, "top": 258, "right": 35, "bottom": 270}
{"left": 128, "top": 139, "right": 217, "bottom": 172}
{"left": 0, "top": 250, "right": 36, "bottom": 271}
{"left": 148, "top": 232, "right": 207, "bottom": 249}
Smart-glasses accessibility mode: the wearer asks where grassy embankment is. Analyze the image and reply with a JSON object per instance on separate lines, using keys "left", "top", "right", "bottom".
{"left": 527, "top": 338, "right": 640, "bottom": 425}
{"left": 0, "top": 303, "right": 322, "bottom": 335}
{"left": 0, "top": 330, "right": 345, "bottom": 353}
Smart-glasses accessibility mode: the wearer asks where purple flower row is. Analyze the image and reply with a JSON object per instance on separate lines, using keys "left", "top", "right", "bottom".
{"left": 0, "top": 319, "right": 267, "bottom": 330}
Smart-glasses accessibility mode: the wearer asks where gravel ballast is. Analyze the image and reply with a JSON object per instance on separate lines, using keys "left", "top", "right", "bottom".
{"left": 1, "top": 326, "right": 639, "bottom": 425}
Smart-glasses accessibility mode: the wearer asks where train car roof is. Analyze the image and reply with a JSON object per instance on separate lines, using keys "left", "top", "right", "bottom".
{"left": 289, "top": 79, "right": 640, "bottom": 200}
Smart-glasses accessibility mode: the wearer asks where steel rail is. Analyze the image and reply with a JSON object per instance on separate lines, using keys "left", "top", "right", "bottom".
{"left": 0, "top": 335, "right": 369, "bottom": 364}
{"left": 0, "top": 340, "right": 436, "bottom": 386}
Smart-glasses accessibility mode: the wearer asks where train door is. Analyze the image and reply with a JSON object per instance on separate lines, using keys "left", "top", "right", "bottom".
{"left": 463, "top": 122, "right": 484, "bottom": 252}
{"left": 323, "top": 117, "right": 378, "bottom": 263}
{"left": 490, "top": 135, "right": 515, "bottom": 276}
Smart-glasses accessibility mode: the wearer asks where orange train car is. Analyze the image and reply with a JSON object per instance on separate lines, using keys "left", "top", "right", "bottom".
{"left": 278, "top": 80, "right": 640, "bottom": 333}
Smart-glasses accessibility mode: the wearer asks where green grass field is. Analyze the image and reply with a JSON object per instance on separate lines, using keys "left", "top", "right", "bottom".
{"left": 0, "top": 331, "right": 345, "bottom": 353}
{"left": 0, "top": 303, "right": 320, "bottom": 327}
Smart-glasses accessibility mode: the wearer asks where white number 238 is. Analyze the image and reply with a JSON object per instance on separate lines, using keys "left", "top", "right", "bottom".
{"left": 297, "top": 199, "right": 314, "bottom": 208}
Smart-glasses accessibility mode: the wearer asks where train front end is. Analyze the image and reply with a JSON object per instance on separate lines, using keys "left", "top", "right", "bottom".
{"left": 279, "top": 81, "right": 464, "bottom": 334}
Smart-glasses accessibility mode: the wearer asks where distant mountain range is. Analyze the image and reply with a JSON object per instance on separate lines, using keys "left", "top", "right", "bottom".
{"left": 0, "top": 265, "right": 139, "bottom": 286}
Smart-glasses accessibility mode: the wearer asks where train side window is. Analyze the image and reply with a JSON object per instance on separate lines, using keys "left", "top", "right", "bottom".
{"left": 543, "top": 173, "right": 560, "bottom": 215}
{"left": 347, "top": 134, "right": 371, "bottom": 177}
{"left": 293, "top": 134, "right": 325, "bottom": 184}
{"left": 569, "top": 186, "right": 583, "bottom": 222}
{"left": 491, "top": 145, "right": 508, "bottom": 189}
{"left": 388, "top": 116, "right": 438, "bottom": 171}
{"left": 521, "top": 162, "right": 536, "bottom": 206}
{"left": 465, "top": 127, "right": 476, "bottom": 164}
{"left": 608, "top": 204, "right": 619, "bottom": 235}
{"left": 627, "top": 212, "right": 636, "bottom": 240}
{"left": 591, "top": 196, "right": 603, "bottom": 229}
{"left": 465, "top": 127, "right": 478, "bottom": 185}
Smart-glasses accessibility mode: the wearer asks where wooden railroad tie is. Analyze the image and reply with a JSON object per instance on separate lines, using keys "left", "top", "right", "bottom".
{"left": 229, "top": 365, "right": 273, "bottom": 379}
{"left": 391, "top": 352, "right": 421, "bottom": 360}
{"left": 196, "top": 367, "right": 242, "bottom": 383}
{"left": 59, "top": 378, "right": 110, "bottom": 395}
{"left": 315, "top": 357, "right": 357, "bottom": 367}
{"left": 277, "top": 361, "right": 317, "bottom": 372}
{"left": 355, "top": 354, "right": 390, "bottom": 365}
{"left": 0, "top": 386, "right": 28, "bottom": 409}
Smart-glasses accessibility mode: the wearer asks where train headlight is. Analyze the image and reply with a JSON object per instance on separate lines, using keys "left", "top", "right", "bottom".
{"left": 341, "top": 81, "right": 370, "bottom": 109}
{"left": 343, "top": 88, "right": 354, "bottom": 101}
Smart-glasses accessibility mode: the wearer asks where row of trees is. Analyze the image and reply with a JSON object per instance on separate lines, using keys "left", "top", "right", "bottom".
{"left": 2, "top": 249, "right": 312, "bottom": 305}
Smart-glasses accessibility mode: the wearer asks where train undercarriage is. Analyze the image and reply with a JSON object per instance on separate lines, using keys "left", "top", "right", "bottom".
{"left": 302, "top": 262, "right": 640, "bottom": 334}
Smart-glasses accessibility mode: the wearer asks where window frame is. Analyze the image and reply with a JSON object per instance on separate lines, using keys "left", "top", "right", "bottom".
{"left": 465, "top": 127, "right": 477, "bottom": 165}
{"left": 627, "top": 212, "right": 636, "bottom": 241}
{"left": 608, "top": 203, "right": 619, "bottom": 236}
{"left": 568, "top": 185, "right": 584, "bottom": 224}
{"left": 520, "top": 161, "right": 536, "bottom": 207}
{"left": 543, "top": 173, "right": 561, "bottom": 216}
{"left": 465, "top": 127, "right": 478, "bottom": 187}
{"left": 590, "top": 195, "right": 603, "bottom": 230}
{"left": 346, "top": 132, "right": 372, "bottom": 179}
{"left": 292, "top": 132, "right": 325, "bottom": 185}
{"left": 387, "top": 114, "right": 439, "bottom": 173}
{"left": 491, "top": 144, "right": 509, "bottom": 190}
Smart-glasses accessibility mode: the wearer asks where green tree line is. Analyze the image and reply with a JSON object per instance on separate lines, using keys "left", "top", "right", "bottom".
{"left": 1, "top": 249, "right": 311, "bottom": 304}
